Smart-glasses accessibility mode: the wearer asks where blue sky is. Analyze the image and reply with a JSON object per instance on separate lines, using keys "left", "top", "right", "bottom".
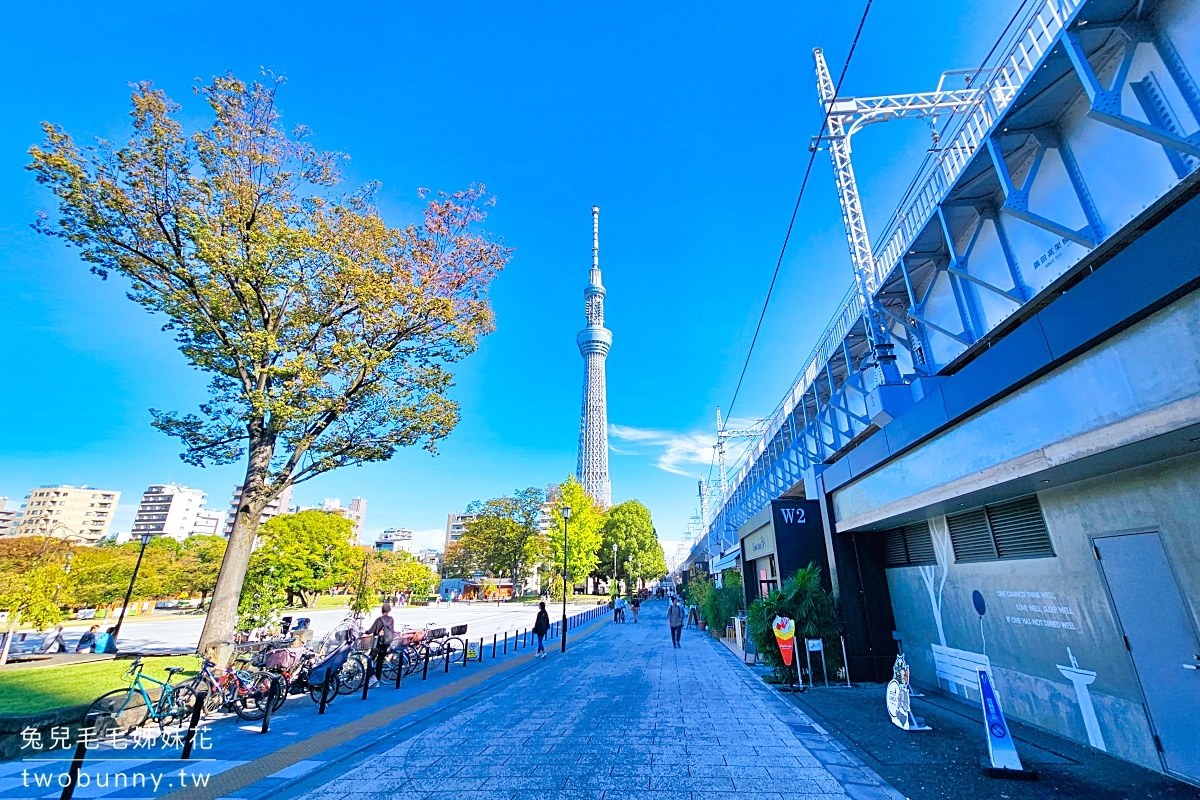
{"left": 0, "top": 1, "right": 1019, "bottom": 554}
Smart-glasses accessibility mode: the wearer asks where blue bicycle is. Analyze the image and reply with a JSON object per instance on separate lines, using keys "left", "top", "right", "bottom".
{"left": 86, "top": 657, "right": 197, "bottom": 737}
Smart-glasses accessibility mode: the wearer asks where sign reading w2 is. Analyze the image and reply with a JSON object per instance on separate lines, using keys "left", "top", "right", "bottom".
{"left": 779, "top": 508, "right": 806, "bottom": 524}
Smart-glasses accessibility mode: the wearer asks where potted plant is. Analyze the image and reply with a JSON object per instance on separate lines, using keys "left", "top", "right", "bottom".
{"left": 747, "top": 564, "right": 839, "bottom": 684}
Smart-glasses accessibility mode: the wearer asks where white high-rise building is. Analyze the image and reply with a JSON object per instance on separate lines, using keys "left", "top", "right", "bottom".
{"left": 224, "top": 484, "right": 294, "bottom": 537}
{"left": 375, "top": 527, "right": 413, "bottom": 553}
{"left": 576, "top": 206, "right": 613, "bottom": 509}
{"left": 132, "top": 484, "right": 208, "bottom": 542}
{"left": 0, "top": 497, "right": 17, "bottom": 537}
{"left": 444, "top": 512, "right": 478, "bottom": 547}
{"left": 192, "top": 508, "right": 226, "bottom": 538}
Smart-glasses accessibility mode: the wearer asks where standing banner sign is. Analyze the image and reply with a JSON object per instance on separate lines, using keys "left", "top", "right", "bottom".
{"left": 886, "top": 654, "right": 931, "bottom": 731}
{"left": 805, "top": 639, "right": 828, "bottom": 687}
{"left": 772, "top": 616, "right": 796, "bottom": 667}
{"left": 977, "top": 669, "right": 1035, "bottom": 778}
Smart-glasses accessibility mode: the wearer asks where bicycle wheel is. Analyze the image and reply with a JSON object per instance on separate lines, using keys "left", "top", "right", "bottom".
{"left": 381, "top": 651, "right": 402, "bottom": 682}
{"left": 233, "top": 672, "right": 274, "bottom": 721}
{"left": 308, "top": 678, "right": 335, "bottom": 705}
{"left": 157, "top": 686, "right": 197, "bottom": 733}
{"left": 445, "top": 637, "right": 467, "bottom": 665}
{"left": 86, "top": 689, "right": 148, "bottom": 738}
{"left": 336, "top": 654, "right": 368, "bottom": 695}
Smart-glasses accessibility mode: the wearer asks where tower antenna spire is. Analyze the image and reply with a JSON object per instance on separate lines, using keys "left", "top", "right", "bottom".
{"left": 576, "top": 205, "right": 612, "bottom": 509}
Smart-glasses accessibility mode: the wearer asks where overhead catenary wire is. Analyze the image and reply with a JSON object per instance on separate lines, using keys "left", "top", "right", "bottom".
{"left": 724, "top": 0, "right": 875, "bottom": 421}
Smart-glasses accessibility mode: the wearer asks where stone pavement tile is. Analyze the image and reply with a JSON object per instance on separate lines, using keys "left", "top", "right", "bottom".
{"left": 564, "top": 774, "right": 650, "bottom": 790}
{"left": 685, "top": 765, "right": 736, "bottom": 779}
{"left": 649, "top": 774, "right": 733, "bottom": 790}
{"left": 690, "top": 793, "right": 787, "bottom": 800}
{"left": 840, "top": 784, "right": 896, "bottom": 800}
{"left": 511, "top": 791, "right": 605, "bottom": 800}
{"left": 601, "top": 792, "right": 691, "bottom": 800}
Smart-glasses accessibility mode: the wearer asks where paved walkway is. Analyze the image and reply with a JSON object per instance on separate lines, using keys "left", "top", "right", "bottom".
{"left": 285, "top": 602, "right": 899, "bottom": 800}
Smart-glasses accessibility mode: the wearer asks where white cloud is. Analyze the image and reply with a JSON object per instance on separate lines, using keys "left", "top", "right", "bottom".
{"left": 608, "top": 424, "right": 716, "bottom": 477}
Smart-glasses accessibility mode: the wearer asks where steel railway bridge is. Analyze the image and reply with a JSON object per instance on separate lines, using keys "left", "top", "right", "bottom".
{"left": 688, "top": 0, "right": 1200, "bottom": 782}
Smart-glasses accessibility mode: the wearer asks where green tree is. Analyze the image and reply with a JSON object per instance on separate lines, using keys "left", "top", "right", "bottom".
{"left": 0, "top": 538, "right": 71, "bottom": 666}
{"left": 254, "top": 511, "right": 357, "bottom": 607}
{"left": 177, "top": 535, "right": 228, "bottom": 609}
{"left": 29, "top": 74, "right": 510, "bottom": 653}
{"left": 460, "top": 487, "right": 548, "bottom": 596}
{"left": 545, "top": 476, "right": 603, "bottom": 597}
{"left": 66, "top": 543, "right": 138, "bottom": 609}
{"left": 236, "top": 562, "right": 287, "bottom": 635}
{"left": 440, "top": 542, "right": 475, "bottom": 579}
{"left": 375, "top": 550, "right": 438, "bottom": 600}
{"left": 599, "top": 500, "right": 667, "bottom": 594}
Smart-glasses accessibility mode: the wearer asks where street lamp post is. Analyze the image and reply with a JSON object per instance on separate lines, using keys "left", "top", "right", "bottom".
{"left": 561, "top": 506, "right": 571, "bottom": 653}
{"left": 113, "top": 533, "right": 154, "bottom": 643}
{"left": 611, "top": 543, "right": 618, "bottom": 596}
{"left": 626, "top": 557, "right": 633, "bottom": 599}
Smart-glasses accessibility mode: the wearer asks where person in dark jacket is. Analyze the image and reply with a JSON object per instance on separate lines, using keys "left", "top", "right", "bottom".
{"left": 533, "top": 602, "right": 551, "bottom": 658}
{"left": 76, "top": 625, "right": 100, "bottom": 653}
{"left": 364, "top": 603, "right": 395, "bottom": 686}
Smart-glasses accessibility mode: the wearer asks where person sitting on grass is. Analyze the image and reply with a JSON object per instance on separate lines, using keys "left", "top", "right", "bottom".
{"left": 76, "top": 624, "right": 100, "bottom": 653}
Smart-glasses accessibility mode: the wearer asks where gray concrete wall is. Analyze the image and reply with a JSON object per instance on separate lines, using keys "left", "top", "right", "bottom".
{"left": 832, "top": 288, "right": 1200, "bottom": 531}
{"left": 886, "top": 452, "right": 1200, "bottom": 772}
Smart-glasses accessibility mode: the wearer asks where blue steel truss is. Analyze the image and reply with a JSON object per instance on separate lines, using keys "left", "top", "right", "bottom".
{"left": 693, "top": 0, "right": 1200, "bottom": 568}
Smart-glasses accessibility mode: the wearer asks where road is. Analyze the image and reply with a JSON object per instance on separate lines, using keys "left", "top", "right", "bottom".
{"left": 22, "top": 602, "right": 606, "bottom": 655}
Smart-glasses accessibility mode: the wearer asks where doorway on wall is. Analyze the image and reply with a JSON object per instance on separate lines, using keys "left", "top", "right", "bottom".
{"left": 1094, "top": 531, "right": 1200, "bottom": 784}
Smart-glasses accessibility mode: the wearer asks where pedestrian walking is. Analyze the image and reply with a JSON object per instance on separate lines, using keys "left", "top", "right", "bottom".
{"left": 364, "top": 603, "right": 395, "bottom": 687}
{"left": 613, "top": 595, "right": 625, "bottom": 623}
{"left": 667, "top": 597, "right": 684, "bottom": 648}
{"left": 533, "top": 602, "right": 551, "bottom": 658}
{"left": 631, "top": 596, "right": 641, "bottom": 624}
{"left": 76, "top": 624, "right": 100, "bottom": 653}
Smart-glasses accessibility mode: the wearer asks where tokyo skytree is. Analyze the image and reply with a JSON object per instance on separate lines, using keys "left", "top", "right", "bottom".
{"left": 576, "top": 206, "right": 612, "bottom": 509}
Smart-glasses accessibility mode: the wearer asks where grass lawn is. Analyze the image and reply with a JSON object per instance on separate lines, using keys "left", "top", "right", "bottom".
{"left": 0, "top": 656, "right": 201, "bottom": 716}
{"left": 287, "top": 595, "right": 348, "bottom": 611}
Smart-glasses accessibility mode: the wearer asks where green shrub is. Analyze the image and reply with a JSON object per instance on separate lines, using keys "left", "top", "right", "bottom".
{"left": 703, "top": 571, "right": 745, "bottom": 633}
{"left": 747, "top": 564, "right": 839, "bottom": 682}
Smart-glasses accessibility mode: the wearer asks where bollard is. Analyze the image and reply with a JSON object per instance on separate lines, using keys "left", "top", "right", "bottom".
{"left": 318, "top": 677, "right": 332, "bottom": 715}
{"left": 58, "top": 738, "right": 87, "bottom": 800}
{"left": 443, "top": 646, "right": 450, "bottom": 673}
{"left": 422, "top": 651, "right": 430, "bottom": 680}
{"left": 504, "top": 633, "right": 508, "bottom": 654}
{"left": 524, "top": 629, "right": 528, "bottom": 647}
{"left": 395, "top": 652, "right": 404, "bottom": 689}
{"left": 361, "top": 663, "right": 371, "bottom": 700}
{"left": 478, "top": 638, "right": 484, "bottom": 663}
{"left": 181, "top": 690, "right": 207, "bottom": 759}
{"left": 492, "top": 634, "right": 497, "bottom": 658}
{"left": 262, "top": 677, "right": 279, "bottom": 733}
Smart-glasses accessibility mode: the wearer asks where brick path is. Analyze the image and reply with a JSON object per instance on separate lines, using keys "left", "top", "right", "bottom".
{"left": 293, "top": 602, "right": 900, "bottom": 800}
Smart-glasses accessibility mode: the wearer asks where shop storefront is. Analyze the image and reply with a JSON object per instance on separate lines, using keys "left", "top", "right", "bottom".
{"left": 738, "top": 498, "right": 827, "bottom": 606}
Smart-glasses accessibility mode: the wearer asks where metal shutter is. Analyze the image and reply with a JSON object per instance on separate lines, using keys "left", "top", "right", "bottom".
{"left": 884, "top": 529, "right": 908, "bottom": 567}
{"left": 987, "top": 496, "right": 1054, "bottom": 558}
{"left": 902, "top": 522, "right": 936, "bottom": 565}
{"left": 947, "top": 508, "right": 997, "bottom": 562}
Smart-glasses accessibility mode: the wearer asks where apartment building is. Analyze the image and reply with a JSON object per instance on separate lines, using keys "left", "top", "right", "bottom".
{"left": 192, "top": 508, "right": 225, "bottom": 537}
{"left": 13, "top": 485, "right": 120, "bottom": 545}
{"left": 375, "top": 527, "right": 413, "bottom": 553}
{"left": 444, "top": 512, "right": 478, "bottom": 547}
{"left": 0, "top": 498, "right": 17, "bottom": 537}
{"left": 322, "top": 497, "right": 368, "bottom": 542}
{"left": 223, "top": 484, "right": 294, "bottom": 537}
{"left": 130, "top": 484, "right": 217, "bottom": 542}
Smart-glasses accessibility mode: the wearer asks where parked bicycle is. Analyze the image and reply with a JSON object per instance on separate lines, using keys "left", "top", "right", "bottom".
{"left": 182, "top": 655, "right": 282, "bottom": 721}
{"left": 86, "top": 657, "right": 197, "bottom": 737}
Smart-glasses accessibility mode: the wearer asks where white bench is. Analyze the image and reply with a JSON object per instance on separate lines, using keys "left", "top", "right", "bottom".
{"left": 931, "top": 644, "right": 991, "bottom": 696}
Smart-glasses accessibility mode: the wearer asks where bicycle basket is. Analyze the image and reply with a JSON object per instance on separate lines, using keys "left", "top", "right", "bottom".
{"left": 264, "top": 647, "right": 301, "bottom": 671}
{"left": 426, "top": 628, "right": 447, "bottom": 640}
{"left": 449, "top": 624, "right": 468, "bottom": 636}
{"left": 353, "top": 634, "right": 375, "bottom": 653}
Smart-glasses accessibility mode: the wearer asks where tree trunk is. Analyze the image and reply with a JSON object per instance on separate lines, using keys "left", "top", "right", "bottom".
{"left": 196, "top": 438, "right": 277, "bottom": 658}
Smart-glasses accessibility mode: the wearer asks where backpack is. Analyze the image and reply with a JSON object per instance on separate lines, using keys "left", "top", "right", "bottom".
{"left": 374, "top": 619, "right": 394, "bottom": 650}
